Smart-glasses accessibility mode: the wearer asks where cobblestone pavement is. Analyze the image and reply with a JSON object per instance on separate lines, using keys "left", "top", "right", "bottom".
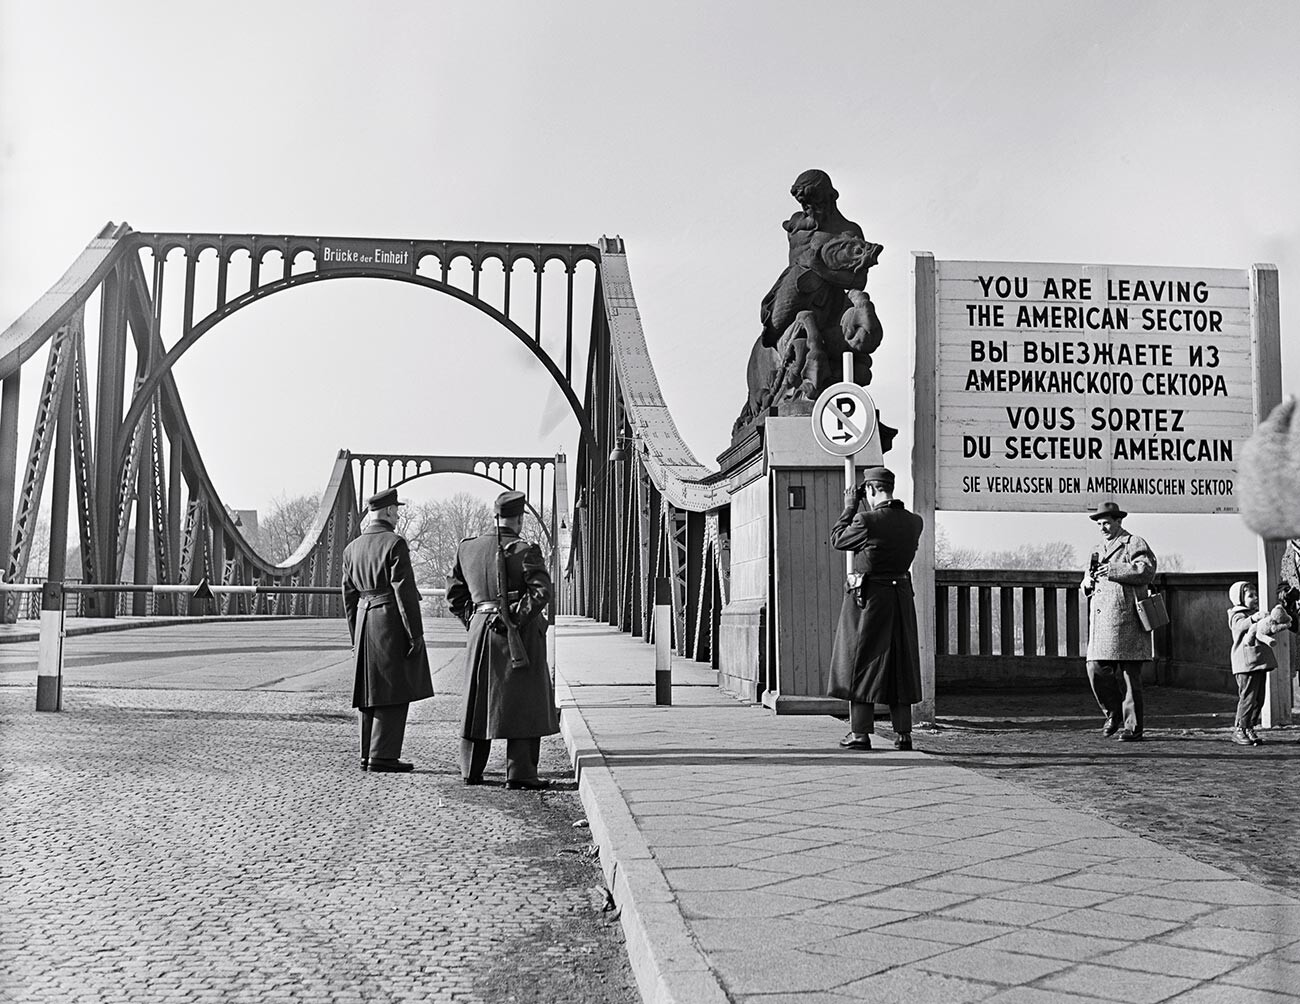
{"left": 921, "top": 685, "right": 1300, "bottom": 900}
{"left": 0, "top": 621, "right": 636, "bottom": 1004}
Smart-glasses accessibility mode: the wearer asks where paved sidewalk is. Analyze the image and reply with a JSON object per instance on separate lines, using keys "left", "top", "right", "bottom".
{"left": 554, "top": 618, "right": 1300, "bottom": 1004}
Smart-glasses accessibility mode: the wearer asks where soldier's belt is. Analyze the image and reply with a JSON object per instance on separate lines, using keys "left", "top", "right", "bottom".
{"left": 474, "top": 594, "right": 521, "bottom": 613}
{"left": 863, "top": 574, "right": 911, "bottom": 586}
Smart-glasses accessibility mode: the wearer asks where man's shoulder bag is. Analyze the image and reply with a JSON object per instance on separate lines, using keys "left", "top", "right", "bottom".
{"left": 1136, "top": 589, "right": 1169, "bottom": 632}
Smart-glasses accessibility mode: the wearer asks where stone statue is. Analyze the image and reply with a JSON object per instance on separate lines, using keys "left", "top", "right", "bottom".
{"left": 733, "top": 170, "right": 890, "bottom": 445}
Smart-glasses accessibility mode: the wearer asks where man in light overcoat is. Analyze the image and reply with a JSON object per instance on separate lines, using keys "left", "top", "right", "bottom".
{"left": 826, "top": 466, "right": 924, "bottom": 751}
{"left": 1082, "top": 501, "right": 1157, "bottom": 742}
{"left": 446, "top": 490, "right": 559, "bottom": 788}
{"left": 342, "top": 488, "right": 434, "bottom": 773}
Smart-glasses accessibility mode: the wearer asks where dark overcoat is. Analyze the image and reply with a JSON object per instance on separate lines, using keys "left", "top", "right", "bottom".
{"left": 342, "top": 519, "right": 434, "bottom": 709}
{"left": 826, "top": 498, "right": 924, "bottom": 705}
{"left": 1084, "top": 532, "right": 1156, "bottom": 662}
{"left": 446, "top": 528, "right": 559, "bottom": 740}
{"left": 1278, "top": 539, "right": 1300, "bottom": 628}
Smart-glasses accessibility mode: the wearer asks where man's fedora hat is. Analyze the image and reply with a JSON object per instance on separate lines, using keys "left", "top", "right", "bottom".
{"left": 365, "top": 487, "right": 406, "bottom": 511}
{"left": 1088, "top": 500, "right": 1128, "bottom": 521}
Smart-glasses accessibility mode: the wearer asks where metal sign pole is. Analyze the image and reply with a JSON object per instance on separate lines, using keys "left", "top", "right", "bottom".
{"left": 843, "top": 351, "right": 856, "bottom": 576}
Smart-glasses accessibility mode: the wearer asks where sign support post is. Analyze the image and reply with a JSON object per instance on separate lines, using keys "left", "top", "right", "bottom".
{"left": 1251, "top": 263, "right": 1290, "bottom": 727}
{"left": 912, "top": 253, "right": 938, "bottom": 726}
{"left": 841, "top": 352, "right": 857, "bottom": 575}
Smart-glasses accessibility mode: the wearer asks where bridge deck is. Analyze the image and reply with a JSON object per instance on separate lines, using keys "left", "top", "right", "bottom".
{"left": 3, "top": 618, "right": 1297, "bottom": 1002}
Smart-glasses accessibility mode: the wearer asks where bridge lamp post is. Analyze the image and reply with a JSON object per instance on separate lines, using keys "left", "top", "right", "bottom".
{"left": 608, "top": 435, "right": 636, "bottom": 463}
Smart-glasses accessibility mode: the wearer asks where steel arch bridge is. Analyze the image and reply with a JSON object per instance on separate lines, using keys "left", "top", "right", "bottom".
{"left": 0, "top": 223, "right": 729, "bottom": 666}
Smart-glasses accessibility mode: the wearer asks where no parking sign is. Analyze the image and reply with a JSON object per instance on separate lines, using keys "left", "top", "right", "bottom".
{"left": 811, "top": 382, "right": 878, "bottom": 457}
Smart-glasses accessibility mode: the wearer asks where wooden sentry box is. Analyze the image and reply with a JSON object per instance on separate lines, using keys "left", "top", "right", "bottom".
{"left": 717, "top": 415, "right": 884, "bottom": 712}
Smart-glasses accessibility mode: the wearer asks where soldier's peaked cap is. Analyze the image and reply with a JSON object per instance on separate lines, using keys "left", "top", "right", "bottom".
{"left": 861, "top": 467, "right": 895, "bottom": 488}
{"left": 495, "top": 490, "right": 527, "bottom": 517}
{"left": 364, "top": 487, "right": 405, "bottom": 511}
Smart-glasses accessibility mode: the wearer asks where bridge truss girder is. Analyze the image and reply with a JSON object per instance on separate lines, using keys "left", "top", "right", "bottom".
{"left": 0, "top": 223, "right": 731, "bottom": 667}
{"left": 0, "top": 224, "right": 609, "bottom": 622}
{"left": 566, "top": 242, "right": 731, "bottom": 666}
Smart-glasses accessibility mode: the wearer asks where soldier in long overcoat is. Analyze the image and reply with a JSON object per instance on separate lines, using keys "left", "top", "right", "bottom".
{"left": 342, "top": 488, "right": 434, "bottom": 773}
{"left": 826, "top": 467, "right": 924, "bottom": 751}
{"left": 446, "top": 490, "right": 559, "bottom": 789}
{"left": 1082, "top": 501, "right": 1157, "bottom": 742}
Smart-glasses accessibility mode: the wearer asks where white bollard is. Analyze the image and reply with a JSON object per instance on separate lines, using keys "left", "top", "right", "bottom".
{"left": 655, "top": 577, "right": 672, "bottom": 706}
{"left": 35, "top": 582, "right": 65, "bottom": 712}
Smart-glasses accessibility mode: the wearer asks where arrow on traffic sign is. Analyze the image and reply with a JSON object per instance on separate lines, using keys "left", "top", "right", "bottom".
{"left": 830, "top": 396, "right": 864, "bottom": 441}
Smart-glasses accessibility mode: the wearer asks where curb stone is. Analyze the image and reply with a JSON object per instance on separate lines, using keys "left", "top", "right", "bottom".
{"left": 555, "top": 672, "right": 731, "bottom": 1004}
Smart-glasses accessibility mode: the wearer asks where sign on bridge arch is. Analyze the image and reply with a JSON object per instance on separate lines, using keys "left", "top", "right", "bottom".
{"left": 933, "top": 260, "right": 1255, "bottom": 514}
{"left": 318, "top": 238, "right": 415, "bottom": 273}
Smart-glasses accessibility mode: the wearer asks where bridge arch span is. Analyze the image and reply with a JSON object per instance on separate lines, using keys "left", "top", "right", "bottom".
{"left": 114, "top": 268, "right": 595, "bottom": 471}
{"left": 349, "top": 452, "right": 560, "bottom": 548}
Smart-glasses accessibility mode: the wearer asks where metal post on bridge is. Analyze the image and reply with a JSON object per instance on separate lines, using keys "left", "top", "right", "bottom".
{"left": 654, "top": 577, "right": 672, "bottom": 705}
{"left": 35, "top": 581, "right": 65, "bottom": 712}
{"left": 18, "top": 579, "right": 419, "bottom": 712}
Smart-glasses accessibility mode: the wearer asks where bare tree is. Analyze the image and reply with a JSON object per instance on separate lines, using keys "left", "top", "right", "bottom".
{"left": 936, "top": 524, "right": 1188, "bottom": 572}
{"left": 398, "top": 493, "right": 556, "bottom": 615}
{"left": 935, "top": 526, "right": 1078, "bottom": 570}
{"left": 257, "top": 492, "right": 322, "bottom": 563}
{"left": 934, "top": 524, "right": 998, "bottom": 569}
{"left": 404, "top": 492, "right": 495, "bottom": 592}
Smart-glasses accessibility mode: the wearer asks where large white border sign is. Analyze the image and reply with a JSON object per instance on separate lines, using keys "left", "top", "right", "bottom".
{"left": 934, "top": 260, "right": 1253, "bottom": 514}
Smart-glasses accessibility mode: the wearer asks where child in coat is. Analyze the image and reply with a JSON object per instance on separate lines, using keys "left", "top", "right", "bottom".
{"left": 1227, "top": 580, "right": 1292, "bottom": 746}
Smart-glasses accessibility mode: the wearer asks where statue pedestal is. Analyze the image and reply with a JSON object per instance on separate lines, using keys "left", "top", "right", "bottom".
{"left": 716, "top": 415, "right": 884, "bottom": 713}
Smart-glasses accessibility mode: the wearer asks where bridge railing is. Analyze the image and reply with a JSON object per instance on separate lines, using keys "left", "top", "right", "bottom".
{"left": 935, "top": 570, "right": 1086, "bottom": 688}
{"left": 935, "top": 568, "right": 1255, "bottom": 693}
{"left": 3, "top": 580, "right": 450, "bottom": 622}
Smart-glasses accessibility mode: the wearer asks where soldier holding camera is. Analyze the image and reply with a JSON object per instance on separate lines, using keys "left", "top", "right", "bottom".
{"left": 826, "top": 467, "right": 924, "bottom": 751}
{"left": 446, "top": 490, "right": 559, "bottom": 788}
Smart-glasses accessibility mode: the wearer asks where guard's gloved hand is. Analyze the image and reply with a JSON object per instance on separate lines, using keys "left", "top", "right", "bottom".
{"left": 407, "top": 635, "right": 426, "bottom": 658}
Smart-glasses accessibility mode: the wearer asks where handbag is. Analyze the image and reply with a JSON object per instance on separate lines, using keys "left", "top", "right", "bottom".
{"left": 1136, "top": 590, "right": 1169, "bottom": 631}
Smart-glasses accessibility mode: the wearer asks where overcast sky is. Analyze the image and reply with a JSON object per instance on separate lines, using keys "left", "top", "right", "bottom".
{"left": 2, "top": 0, "right": 1297, "bottom": 569}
